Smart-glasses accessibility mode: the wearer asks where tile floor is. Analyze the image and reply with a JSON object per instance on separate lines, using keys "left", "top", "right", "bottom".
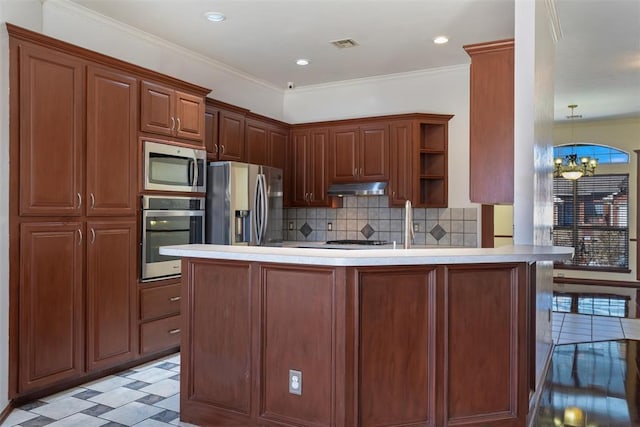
{"left": 3, "top": 313, "right": 640, "bottom": 427}
{"left": 1, "top": 353, "right": 194, "bottom": 427}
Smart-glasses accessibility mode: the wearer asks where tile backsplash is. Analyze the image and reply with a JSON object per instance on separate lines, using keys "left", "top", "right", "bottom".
{"left": 283, "top": 196, "right": 478, "bottom": 247}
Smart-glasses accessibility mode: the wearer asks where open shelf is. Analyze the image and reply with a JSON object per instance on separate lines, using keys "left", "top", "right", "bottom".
{"left": 416, "top": 122, "right": 448, "bottom": 207}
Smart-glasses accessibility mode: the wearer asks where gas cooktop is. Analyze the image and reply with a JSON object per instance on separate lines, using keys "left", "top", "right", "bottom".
{"left": 325, "top": 239, "right": 388, "bottom": 246}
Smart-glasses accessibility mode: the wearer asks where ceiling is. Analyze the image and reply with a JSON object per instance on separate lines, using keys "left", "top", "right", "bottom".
{"left": 69, "top": 0, "right": 640, "bottom": 122}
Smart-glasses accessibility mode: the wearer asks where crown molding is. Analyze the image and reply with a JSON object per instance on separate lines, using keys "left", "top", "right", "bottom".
{"left": 42, "top": 0, "right": 283, "bottom": 94}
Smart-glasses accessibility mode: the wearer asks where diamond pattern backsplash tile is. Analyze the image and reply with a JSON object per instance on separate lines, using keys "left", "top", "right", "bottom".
{"left": 360, "top": 223, "right": 375, "bottom": 239}
{"left": 299, "top": 222, "right": 313, "bottom": 238}
{"left": 430, "top": 224, "right": 447, "bottom": 241}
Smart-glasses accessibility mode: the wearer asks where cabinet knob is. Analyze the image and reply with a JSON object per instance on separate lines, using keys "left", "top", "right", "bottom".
{"left": 170, "top": 117, "right": 175, "bottom": 131}
{"left": 169, "top": 296, "right": 181, "bottom": 302}
{"left": 168, "top": 328, "right": 181, "bottom": 335}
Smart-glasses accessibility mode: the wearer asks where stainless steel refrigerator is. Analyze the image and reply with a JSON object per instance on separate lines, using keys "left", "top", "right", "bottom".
{"left": 206, "top": 161, "right": 283, "bottom": 246}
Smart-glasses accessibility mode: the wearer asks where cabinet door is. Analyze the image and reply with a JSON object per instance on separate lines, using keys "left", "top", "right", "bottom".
{"left": 246, "top": 119, "right": 269, "bottom": 166}
{"left": 330, "top": 126, "right": 359, "bottom": 183}
{"left": 140, "top": 81, "right": 174, "bottom": 137}
{"left": 219, "top": 109, "right": 245, "bottom": 161}
{"left": 19, "top": 222, "right": 84, "bottom": 392}
{"left": 359, "top": 123, "right": 389, "bottom": 181}
{"left": 308, "top": 128, "right": 330, "bottom": 206}
{"left": 465, "top": 40, "right": 514, "bottom": 204}
{"left": 86, "top": 66, "right": 137, "bottom": 217}
{"left": 175, "top": 90, "right": 205, "bottom": 143}
{"left": 290, "top": 130, "right": 309, "bottom": 206}
{"left": 18, "top": 43, "right": 84, "bottom": 216}
{"left": 269, "top": 127, "right": 288, "bottom": 172}
{"left": 204, "top": 106, "right": 219, "bottom": 159}
{"left": 86, "top": 221, "right": 137, "bottom": 372}
{"left": 389, "top": 121, "right": 413, "bottom": 206}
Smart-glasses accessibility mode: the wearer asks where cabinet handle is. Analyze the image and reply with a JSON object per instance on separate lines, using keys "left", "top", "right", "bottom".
{"left": 310, "top": 192, "right": 314, "bottom": 201}
{"left": 360, "top": 168, "right": 363, "bottom": 176}
{"left": 90, "top": 228, "right": 95, "bottom": 245}
{"left": 77, "top": 229, "right": 82, "bottom": 245}
{"left": 168, "top": 328, "right": 181, "bottom": 335}
{"left": 170, "top": 117, "right": 175, "bottom": 131}
{"left": 176, "top": 117, "right": 181, "bottom": 132}
{"left": 221, "top": 145, "right": 225, "bottom": 154}
{"left": 354, "top": 167, "right": 358, "bottom": 176}
{"left": 169, "top": 296, "right": 181, "bottom": 302}
{"left": 90, "top": 193, "right": 95, "bottom": 209}
{"left": 77, "top": 193, "right": 82, "bottom": 209}
{"left": 214, "top": 143, "right": 219, "bottom": 153}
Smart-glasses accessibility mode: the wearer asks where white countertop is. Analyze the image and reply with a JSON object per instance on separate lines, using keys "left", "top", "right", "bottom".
{"left": 159, "top": 244, "right": 574, "bottom": 267}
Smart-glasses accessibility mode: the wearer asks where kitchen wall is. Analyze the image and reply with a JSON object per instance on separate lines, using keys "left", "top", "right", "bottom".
{"left": 41, "top": 0, "right": 285, "bottom": 120}
{"left": 0, "top": 0, "right": 44, "bottom": 412}
{"left": 284, "top": 197, "right": 477, "bottom": 247}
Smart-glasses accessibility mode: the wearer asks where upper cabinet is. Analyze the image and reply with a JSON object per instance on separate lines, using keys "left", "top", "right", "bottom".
{"left": 17, "top": 42, "right": 84, "bottom": 216}
{"left": 86, "top": 66, "right": 138, "bottom": 216}
{"left": 289, "top": 128, "right": 333, "bottom": 207}
{"left": 330, "top": 122, "right": 388, "bottom": 183}
{"left": 204, "top": 100, "right": 246, "bottom": 162}
{"left": 246, "top": 114, "right": 290, "bottom": 170}
{"left": 141, "top": 80, "right": 205, "bottom": 144}
{"left": 464, "top": 39, "right": 514, "bottom": 204}
{"left": 388, "top": 120, "right": 413, "bottom": 206}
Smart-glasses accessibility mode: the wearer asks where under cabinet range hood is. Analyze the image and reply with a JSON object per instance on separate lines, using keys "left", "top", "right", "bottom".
{"left": 327, "top": 181, "right": 387, "bottom": 196}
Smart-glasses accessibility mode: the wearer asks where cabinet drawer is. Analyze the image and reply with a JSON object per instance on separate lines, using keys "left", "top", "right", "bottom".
{"left": 140, "top": 283, "right": 181, "bottom": 320}
{"left": 140, "top": 315, "right": 181, "bottom": 355}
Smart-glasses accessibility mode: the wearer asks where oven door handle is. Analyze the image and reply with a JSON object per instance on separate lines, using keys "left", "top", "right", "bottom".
{"left": 143, "top": 210, "right": 205, "bottom": 217}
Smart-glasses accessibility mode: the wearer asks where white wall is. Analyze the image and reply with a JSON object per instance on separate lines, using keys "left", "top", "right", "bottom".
{"left": 41, "top": 0, "right": 285, "bottom": 120}
{"left": 283, "top": 65, "right": 474, "bottom": 209}
{"left": 0, "top": 0, "right": 44, "bottom": 411}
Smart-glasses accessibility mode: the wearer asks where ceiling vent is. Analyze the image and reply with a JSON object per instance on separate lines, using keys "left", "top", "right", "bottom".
{"left": 330, "top": 38, "right": 358, "bottom": 49}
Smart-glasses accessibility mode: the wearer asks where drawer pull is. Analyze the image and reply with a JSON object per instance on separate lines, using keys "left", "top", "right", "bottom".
{"left": 168, "top": 328, "right": 181, "bottom": 335}
{"left": 169, "top": 296, "right": 181, "bottom": 302}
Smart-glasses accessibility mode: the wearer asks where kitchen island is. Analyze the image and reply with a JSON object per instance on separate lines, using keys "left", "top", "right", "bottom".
{"left": 160, "top": 244, "right": 572, "bottom": 427}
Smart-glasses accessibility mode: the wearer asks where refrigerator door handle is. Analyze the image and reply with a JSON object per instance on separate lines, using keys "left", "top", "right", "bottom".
{"left": 254, "top": 173, "right": 264, "bottom": 245}
{"left": 261, "top": 174, "right": 269, "bottom": 245}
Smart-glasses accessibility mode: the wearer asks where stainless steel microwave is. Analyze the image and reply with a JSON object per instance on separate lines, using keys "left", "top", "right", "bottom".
{"left": 144, "top": 140, "right": 206, "bottom": 193}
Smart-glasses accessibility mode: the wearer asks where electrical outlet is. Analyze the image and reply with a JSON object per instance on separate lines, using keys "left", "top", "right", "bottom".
{"left": 289, "top": 369, "right": 302, "bottom": 395}
{"left": 413, "top": 223, "right": 420, "bottom": 232}
{"left": 288, "top": 221, "right": 294, "bottom": 231}
{"left": 328, "top": 222, "right": 333, "bottom": 231}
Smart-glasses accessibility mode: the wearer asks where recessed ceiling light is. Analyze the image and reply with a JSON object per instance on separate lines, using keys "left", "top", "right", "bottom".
{"left": 433, "top": 36, "right": 449, "bottom": 45}
{"left": 296, "top": 59, "right": 310, "bottom": 66}
{"left": 204, "top": 12, "right": 226, "bottom": 22}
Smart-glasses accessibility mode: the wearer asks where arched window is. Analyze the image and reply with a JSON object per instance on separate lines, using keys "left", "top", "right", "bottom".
{"left": 554, "top": 144, "right": 630, "bottom": 164}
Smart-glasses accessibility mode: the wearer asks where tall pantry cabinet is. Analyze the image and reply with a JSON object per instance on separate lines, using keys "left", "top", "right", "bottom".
{"left": 9, "top": 26, "right": 138, "bottom": 396}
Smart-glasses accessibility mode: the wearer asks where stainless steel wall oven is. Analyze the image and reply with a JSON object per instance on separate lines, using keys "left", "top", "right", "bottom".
{"left": 141, "top": 195, "right": 204, "bottom": 282}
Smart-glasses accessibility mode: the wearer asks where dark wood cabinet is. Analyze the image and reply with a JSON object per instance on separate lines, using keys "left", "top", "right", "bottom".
{"left": 18, "top": 42, "right": 84, "bottom": 217}
{"left": 19, "top": 222, "right": 84, "bottom": 392}
{"left": 86, "top": 221, "right": 137, "bottom": 372}
{"left": 86, "top": 66, "right": 137, "bottom": 216}
{"left": 246, "top": 115, "right": 290, "bottom": 170}
{"left": 180, "top": 259, "right": 531, "bottom": 427}
{"left": 388, "top": 120, "right": 413, "bottom": 206}
{"left": 139, "top": 280, "right": 182, "bottom": 355}
{"left": 269, "top": 126, "right": 289, "bottom": 172}
{"left": 290, "top": 128, "right": 331, "bottom": 207}
{"left": 330, "top": 123, "right": 388, "bottom": 183}
{"left": 141, "top": 80, "right": 205, "bottom": 144}
{"left": 464, "top": 39, "right": 514, "bottom": 204}
{"left": 205, "top": 101, "right": 246, "bottom": 161}
{"left": 415, "top": 120, "right": 450, "bottom": 208}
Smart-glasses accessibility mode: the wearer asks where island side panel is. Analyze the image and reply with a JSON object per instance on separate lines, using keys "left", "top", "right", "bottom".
{"left": 354, "top": 266, "right": 437, "bottom": 427}
{"left": 259, "top": 264, "right": 344, "bottom": 427}
{"left": 180, "top": 258, "right": 254, "bottom": 425}
{"left": 442, "top": 263, "right": 528, "bottom": 427}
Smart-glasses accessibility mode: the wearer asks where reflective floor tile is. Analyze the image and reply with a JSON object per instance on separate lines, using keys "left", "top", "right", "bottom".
{"left": 99, "top": 402, "right": 163, "bottom": 426}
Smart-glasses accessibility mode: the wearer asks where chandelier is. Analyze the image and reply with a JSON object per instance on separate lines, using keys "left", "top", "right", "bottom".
{"left": 553, "top": 105, "right": 597, "bottom": 180}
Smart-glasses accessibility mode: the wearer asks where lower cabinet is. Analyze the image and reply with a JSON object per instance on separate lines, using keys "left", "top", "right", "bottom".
{"left": 181, "top": 259, "right": 531, "bottom": 427}
{"left": 19, "top": 222, "right": 84, "bottom": 392}
{"left": 86, "top": 221, "right": 137, "bottom": 372}
{"left": 139, "top": 282, "right": 182, "bottom": 355}
{"left": 18, "top": 220, "right": 138, "bottom": 394}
